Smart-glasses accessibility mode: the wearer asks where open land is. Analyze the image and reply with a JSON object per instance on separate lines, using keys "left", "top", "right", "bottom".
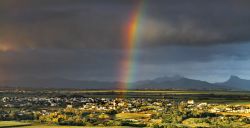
{"left": 1, "top": 89, "right": 250, "bottom": 127}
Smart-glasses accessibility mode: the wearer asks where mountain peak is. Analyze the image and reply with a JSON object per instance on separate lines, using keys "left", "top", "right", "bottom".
{"left": 229, "top": 75, "right": 241, "bottom": 81}
{"left": 217, "top": 75, "right": 250, "bottom": 90}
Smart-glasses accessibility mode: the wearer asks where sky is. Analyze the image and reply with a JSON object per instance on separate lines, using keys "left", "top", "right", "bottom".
{"left": 1, "top": 0, "right": 250, "bottom": 84}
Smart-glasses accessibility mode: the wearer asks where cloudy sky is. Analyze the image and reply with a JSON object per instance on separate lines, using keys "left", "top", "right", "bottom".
{"left": 1, "top": 0, "right": 250, "bottom": 83}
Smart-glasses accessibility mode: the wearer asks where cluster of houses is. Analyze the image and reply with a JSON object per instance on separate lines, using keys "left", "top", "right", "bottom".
{"left": 74, "top": 98, "right": 166, "bottom": 113}
{"left": 2, "top": 95, "right": 250, "bottom": 116}
{"left": 210, "top": 105, "right": 250, "bottom": 114}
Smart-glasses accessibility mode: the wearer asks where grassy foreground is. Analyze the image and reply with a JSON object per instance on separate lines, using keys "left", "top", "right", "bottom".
{"left": 116, "top": 113, "right": 151, "bottom": 120}
{"left": 0, "top": 121, "right": 31, "bottom": 127}
{"left": 0, "top": 121, "right": 132, "bottom": 128}
{"left": 24, "top": 126, "right": 129, "bottom": 128}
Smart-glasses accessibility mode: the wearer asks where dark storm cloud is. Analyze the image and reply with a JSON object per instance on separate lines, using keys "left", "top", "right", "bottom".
{"left": 1, "top": 0, "right": 250, "bottom": 83}
{"left": 141, "top": 0, "right": 250, "bottom": 46}
{"left": 138, "top": 43, "right": 250, "bottom": 65}
{"left": 0, "top": 0, "right": 250, "bottom": 51}
{"left": 0, "top": 49, "right": 122, "bottom": 81}
{"left": 0, "top": 0, "right": 133, "bottom": 50}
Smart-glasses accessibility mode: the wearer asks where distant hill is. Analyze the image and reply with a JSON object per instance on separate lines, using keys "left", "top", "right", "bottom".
{"left": 216, "top": 75, "right": 250, "bottom": 90}
{"left": 2, "top": 75, "right": 249, "bottom": 90}
{"left": 134, "top": 75, "right": 182, "bottom": 85}
{"left": 134, "top": 76, "right": 230, "bottom": 90}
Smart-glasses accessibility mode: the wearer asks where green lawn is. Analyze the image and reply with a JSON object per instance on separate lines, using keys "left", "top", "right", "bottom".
{"left": 0, "top": 121, "right": 132, "bottom": 128}
{"left": 0, "top": 121, "right": 31, "bottom": 127}
{"left": 116, "top": 113, "right": 151, "bottom": 120}
{"left": 228, "top": 101, "right": 250, "bottom": 105}
{"left": 182, "top": 118, "right": 210, "bottom": 128}
{"left": 24, "top": 126, "right": 129, "bottom": 128}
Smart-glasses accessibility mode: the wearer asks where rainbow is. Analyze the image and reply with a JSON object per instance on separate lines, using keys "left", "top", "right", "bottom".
{"left": 118, "top": 1, "right": 146, "bottom": 92}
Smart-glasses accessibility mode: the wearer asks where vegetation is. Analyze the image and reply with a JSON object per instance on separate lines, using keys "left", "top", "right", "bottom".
{"left": 116, "top": 113, "right": 151, "bottom": 119}
{"left": 182, "top": 116, "right": 248, "bottom": 128}
{"left": 0, "top": 121, "right": 31, "bottom": 127}
{"left": 2, "top": 90, "right": 250, "bottom": 127}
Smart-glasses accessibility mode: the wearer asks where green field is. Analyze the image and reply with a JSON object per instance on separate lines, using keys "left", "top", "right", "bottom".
{"left": 74, "top": 90, "right": 250, "bottom": 95}
{"left": 56, "top": 90, "right": 250, "bottom": 102}
{"left": 228, "top": 101, "right": 250, "bottom": 105}
{"left": 0, "top": 121, "right": 131, "bottom": 128}
{"left": 116, "top": 113, "right": 151, "bottom": 120}
{"left": 182, "top": 118, "right": 247, "bottom": 128}
{"left": 24, "top": 126, "right": 130, "bottom": 128}
{"left": 0, "top": 121, "right": 31, "bottom": 127}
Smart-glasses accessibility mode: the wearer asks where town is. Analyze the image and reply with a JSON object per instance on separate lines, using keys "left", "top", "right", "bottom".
{"left": 1, "top": 91, "right": 250, "bottom": 127}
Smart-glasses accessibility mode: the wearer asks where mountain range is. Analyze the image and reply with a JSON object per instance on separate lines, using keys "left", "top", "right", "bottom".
{"left": 216, "top": 75, "right": 250, "bottom": 90}
{"left": 0, "top": 75, "right": 250, "bottom": 90}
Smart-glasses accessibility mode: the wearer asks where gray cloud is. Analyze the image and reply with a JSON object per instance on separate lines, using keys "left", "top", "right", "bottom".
{"left": 0, "top": 49, "right": 122, "bottom": 81}
{"left": 138, "top": 43, "right": 250, "bottom": 65}
{"left": 1, "top": 0, "right": 250, "bottom": 83}
{"left": 0, "top": 0, "right": 250, "bottom": 51}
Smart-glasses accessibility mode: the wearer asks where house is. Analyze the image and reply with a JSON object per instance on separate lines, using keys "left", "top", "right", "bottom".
{"left": 187, "top": 100, "right": 194, "bottom": 105}
{"left": 67, "top": 105, "right": 73, "bottom": 108}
